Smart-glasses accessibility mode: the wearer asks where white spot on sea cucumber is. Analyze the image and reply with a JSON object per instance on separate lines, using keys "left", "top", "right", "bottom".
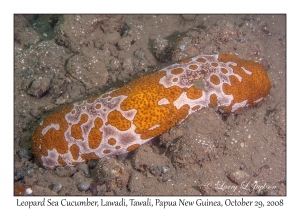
{"left": 148, "top": 124, "right": 160, "bottom": 130}
{"left": 41, "top": 148, "right": 59, "bottom": 169}
{"left": 42, "top": 123, "right": 60, "bottom": 135}
{"left": 233, "top": 74, "right": 243, "bottom": 82}
{"left": 120, "top": 108, "right": 137, "bottom": 120}
{"left": 231, "top": 100, "right": 248, "bottom": 112}
{"left": 173, "top": 92, "right": 189, "bottom": 110}
{"left": 158, "top": 98, "right": 170, "bottom": 106}
{"left": 241, "top": 67, "right": 253, "bottom": 75}
{"left": 254, "top": 97, "right": 263, "bottom": 103}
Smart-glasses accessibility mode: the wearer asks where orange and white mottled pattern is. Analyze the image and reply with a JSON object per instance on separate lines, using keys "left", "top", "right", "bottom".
{"left": 32, "top": 54, "right": 271, "bottom": 169}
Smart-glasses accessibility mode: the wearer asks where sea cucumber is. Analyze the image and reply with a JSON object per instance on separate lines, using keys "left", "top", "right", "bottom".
{"left": 32, "top": 54, "right": 271, "bottom": 169}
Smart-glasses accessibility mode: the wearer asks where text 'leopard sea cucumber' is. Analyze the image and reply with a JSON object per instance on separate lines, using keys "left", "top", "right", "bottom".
{"left": 32, "top": 54, "right": 271, "bottom": 169}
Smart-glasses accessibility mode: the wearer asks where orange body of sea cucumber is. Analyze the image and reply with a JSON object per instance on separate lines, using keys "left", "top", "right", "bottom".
{"left": 32, "top": 54, "right": 271, "bottom": 169}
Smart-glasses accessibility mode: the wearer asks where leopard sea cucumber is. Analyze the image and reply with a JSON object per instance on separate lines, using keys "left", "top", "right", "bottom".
{"left": 32, "top": 54, "right": 271, "bottom": 169}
